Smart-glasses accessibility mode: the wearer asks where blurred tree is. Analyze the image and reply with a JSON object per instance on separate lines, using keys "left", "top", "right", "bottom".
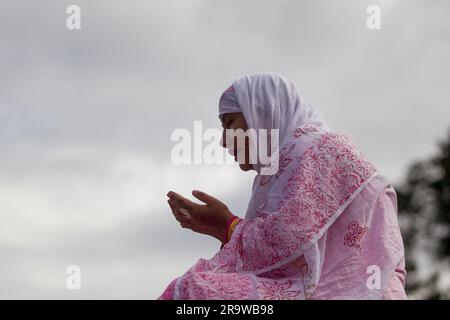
{"left": 396, "top": 129, "right": 450, "bottom": 299}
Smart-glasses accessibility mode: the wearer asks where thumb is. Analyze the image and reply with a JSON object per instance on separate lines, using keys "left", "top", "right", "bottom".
{"left": 192, "top": 190, "right": 223, "bottom": 207}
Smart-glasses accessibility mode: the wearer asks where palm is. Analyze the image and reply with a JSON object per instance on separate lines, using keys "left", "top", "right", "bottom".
{"left": 167, "top": 190, "right": 234, "bottom": 243}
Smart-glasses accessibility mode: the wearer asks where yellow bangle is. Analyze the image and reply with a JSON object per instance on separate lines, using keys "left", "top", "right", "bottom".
{"left": 226, "top": 217, "right": 242, "bottom": 242}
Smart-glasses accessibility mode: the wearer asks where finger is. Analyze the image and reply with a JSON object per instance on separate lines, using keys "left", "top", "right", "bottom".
{"left": 167, "top": 191, "right": 194, "bottom": 210}
{"left": 192, "top": 190, "right": 220, "bottom": 206}
{"left": 169, "top": 199, "right": 192, "bottom": 225}
{"left": 180, "top": 222, "right": 190, "bottom": 229}
{"left": 169, "top": 199, "right": 189, "bottom": 224}
{"left": 168, "top": 200, "right": 182, "bottom": 222}
{"left": 179, "top": 208, "right": 192, "bottom": 220}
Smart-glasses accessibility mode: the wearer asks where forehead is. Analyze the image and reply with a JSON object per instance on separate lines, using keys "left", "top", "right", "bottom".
{"left": 221, "top": 112, "right": 240, "bottom": 123}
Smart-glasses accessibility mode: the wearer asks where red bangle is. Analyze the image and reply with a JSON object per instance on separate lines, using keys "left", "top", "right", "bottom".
{"left": 224, "top": 215, "right": 240, "bottom": 243}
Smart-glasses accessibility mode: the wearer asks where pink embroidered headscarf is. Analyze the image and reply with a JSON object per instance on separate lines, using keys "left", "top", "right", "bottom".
{"left": 158, "top": 73, "right": 407, "bottom": 299}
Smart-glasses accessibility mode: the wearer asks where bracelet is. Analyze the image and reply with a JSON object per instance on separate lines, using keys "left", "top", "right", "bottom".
{"left": 228, "top": 218, "right": 241, "bottom": 242}
{"left": 224, "top": 215, "right": 242, "bottom": 243}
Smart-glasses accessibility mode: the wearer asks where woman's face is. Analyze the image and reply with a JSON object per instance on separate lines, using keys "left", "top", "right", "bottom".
{"left": 220, "top": 112, "right": 253, "bottom": 171}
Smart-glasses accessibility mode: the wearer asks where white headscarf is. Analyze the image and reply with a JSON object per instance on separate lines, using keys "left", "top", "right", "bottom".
{"left": 219, "top": 72, "right": 329, "bottom": 174}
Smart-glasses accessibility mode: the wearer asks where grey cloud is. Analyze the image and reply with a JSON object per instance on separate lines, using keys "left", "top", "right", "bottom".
{"left": 0, "top": 0, "right": 449, "bottom": 298}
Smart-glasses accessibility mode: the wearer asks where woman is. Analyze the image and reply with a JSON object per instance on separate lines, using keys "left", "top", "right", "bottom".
{"left": 159, "top": 72, "right": 407, "bottom": 299}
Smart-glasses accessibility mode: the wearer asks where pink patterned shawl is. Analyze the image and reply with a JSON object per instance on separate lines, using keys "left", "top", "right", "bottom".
{"left": 158, "top": 73, "right": 406, "bottom": 299}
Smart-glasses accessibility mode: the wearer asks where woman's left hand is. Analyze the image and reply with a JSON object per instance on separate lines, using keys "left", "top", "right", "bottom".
{"left": 167, "top": 190, "right": 234, "bottom": 244}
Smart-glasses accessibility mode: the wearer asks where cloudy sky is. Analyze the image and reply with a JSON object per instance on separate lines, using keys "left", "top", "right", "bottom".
{"left": 1, "top": 0, "right": 449, "bottom": 299}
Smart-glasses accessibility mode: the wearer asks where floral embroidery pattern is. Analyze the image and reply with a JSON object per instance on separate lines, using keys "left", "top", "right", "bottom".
{"left": 256, "top": 279, "right": 302, "bottom": 300}
{"left": 294, "top": 255, "right": 316, "bottom": 299}
{"left": 260, "top": 124, "right": 320, "bottom": 186}
{"left": 260, "top": 143, "right": 295, "bottom": 186}
{"left": 177, "top": 271, "right": 254, "bottom": 300}
{"left": 293, "top": 124, "right": 319, "bottom": 138}
{"left": 217, "top": 132, "right": 377, "bottom": 272}
{"left": 344, "top": 221, "right": 368, "bottom": 249}
{"left": 174, "top": 128, "right": 378, "bottom": 299}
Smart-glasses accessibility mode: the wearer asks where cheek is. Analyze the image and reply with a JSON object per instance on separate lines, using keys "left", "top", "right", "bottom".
{"left": 239, "top": 117, "right": 248, "bottom": 131}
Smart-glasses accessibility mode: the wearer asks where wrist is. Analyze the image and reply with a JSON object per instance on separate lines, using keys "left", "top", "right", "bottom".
{"left": 223, "top": 215, "right": 242, "bottom": 244}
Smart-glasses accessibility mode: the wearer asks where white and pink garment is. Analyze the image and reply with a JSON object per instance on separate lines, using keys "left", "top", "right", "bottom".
{"left": 158, "top": 73, "right": 407, "bottom": 299}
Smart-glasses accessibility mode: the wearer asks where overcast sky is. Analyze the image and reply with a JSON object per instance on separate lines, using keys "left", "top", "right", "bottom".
{"left": 1, "top": 0, "right": 449, "bottom": 299}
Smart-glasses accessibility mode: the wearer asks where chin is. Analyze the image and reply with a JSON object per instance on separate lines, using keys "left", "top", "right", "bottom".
{"left": 239, "top": 163, "right": 253, "bottom": 171}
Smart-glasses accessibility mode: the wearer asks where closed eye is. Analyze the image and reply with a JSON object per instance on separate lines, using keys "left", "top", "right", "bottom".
{"left": 222, "top": 117, "right": 233, "bottom": 129}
